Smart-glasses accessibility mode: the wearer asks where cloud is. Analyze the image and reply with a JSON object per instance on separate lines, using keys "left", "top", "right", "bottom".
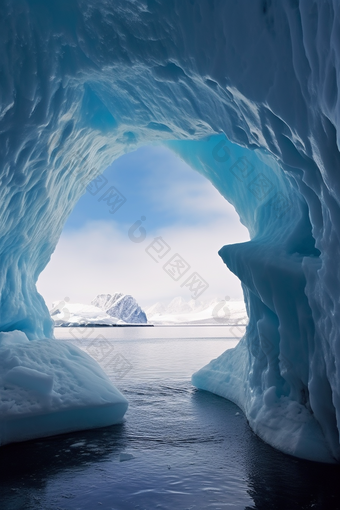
{"left": 37, "top": 215, "right": 249, "bottom": 309}
{"left": 38, "top": 145, "right": 250, "bottom": 309}
{"left": 65, "top": 145, "right": 246, "bottom": 233}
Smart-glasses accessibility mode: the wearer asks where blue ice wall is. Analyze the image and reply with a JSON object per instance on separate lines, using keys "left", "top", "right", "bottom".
{"left": 1, "top": 0, "right": 340, "bottom": 461}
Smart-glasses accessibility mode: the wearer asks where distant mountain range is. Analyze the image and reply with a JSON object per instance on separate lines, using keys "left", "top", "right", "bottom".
{"left": 145, "top": 296, "right": 247, "bottom": 325}
{"left": 50, "top": 293, "right": 147, "bottom": 326}
{"left": 50, "top": 294, "right": 247, "bottom": 326}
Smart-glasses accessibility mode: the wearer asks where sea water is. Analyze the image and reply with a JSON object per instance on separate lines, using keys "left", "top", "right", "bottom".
{"left": 0, "top": 326, "right": 340, "bottom": 510}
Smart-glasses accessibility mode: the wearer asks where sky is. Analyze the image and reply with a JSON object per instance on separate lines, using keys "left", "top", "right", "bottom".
{"left": 37, "top": 145, "right": 250, "bottom": 309}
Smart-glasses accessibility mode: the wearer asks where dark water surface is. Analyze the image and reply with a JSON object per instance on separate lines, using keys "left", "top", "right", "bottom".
{"left": 1, "top": 326, "right": 340, "bottom": 510}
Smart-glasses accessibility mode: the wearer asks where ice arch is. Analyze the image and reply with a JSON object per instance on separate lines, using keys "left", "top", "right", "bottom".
{"left": 1, "top": 0, "right": 340, "bottom": 462}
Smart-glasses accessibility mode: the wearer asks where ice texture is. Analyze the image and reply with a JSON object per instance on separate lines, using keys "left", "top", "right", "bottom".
{"left": 1, "top": 1, "right": 340, "bottom": 461}
{"left": 92, "top": 294, "right": 147, "bottom": 324}
{"left": 0, "top": 331, "right": 128, "bottom": 445}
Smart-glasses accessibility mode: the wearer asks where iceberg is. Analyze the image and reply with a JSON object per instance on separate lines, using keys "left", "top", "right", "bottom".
{"left": 0, "top": 331, "right": 128, "bottom": 445}
{"left": 1, "top": 0, "right": 340, "bottom": 461}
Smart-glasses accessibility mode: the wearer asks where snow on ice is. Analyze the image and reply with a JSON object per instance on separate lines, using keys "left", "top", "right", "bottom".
{"left": 0, "top": 331, "right": 128, "bottom": 445}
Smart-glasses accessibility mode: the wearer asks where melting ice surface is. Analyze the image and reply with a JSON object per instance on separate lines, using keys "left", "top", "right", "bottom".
{"left": 1, "top": 0, "right": 340, "bottom": 462}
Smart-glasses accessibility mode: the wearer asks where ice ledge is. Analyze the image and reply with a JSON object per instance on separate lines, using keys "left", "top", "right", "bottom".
{"left": 0, "top": 332, "right": 128, "bottom": 445}
{"left": 192, "top": 339, "right": 336, "bottom": 464}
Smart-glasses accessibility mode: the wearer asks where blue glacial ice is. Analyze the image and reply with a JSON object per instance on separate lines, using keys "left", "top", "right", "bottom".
{"left": 1, "top": 0, "right": 340, "bottom": 460}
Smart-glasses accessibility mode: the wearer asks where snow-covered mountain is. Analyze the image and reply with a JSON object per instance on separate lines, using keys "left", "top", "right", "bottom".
{"left": 92, "top": 293, "right": 148, "bottom": 324}
{"left": 50, "top": 293, "right": 148, "bottom": 326}
{"left": 50, "top": 302, "right": 122, "bottom": 326}
{"left": 146, "top": 297, "right": 247, "bottom": 325}
{"left": 50, "top": 295, "right": 246, "bottom": 327}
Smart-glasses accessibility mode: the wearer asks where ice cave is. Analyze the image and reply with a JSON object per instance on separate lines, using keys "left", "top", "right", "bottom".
{"left": 1, "top": 0, "right": 340, "bottom": 463}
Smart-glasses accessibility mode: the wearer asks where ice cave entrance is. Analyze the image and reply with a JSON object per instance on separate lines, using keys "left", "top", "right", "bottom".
{"left": 3, "top": 0, "right": 340, "bottom": 465}
{"left": 3, "top": 132, "right": 336, "bottom": 463}
{"left": 37, "top": 143, "right": 250, "bottom": 318}
{"left": 2, "top": 137, "right": 253, "bottom": 448}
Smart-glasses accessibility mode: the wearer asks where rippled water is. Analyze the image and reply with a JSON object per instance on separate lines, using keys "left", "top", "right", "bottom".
{"left": 1, "top": 326, "right": 340, "bottom": 510}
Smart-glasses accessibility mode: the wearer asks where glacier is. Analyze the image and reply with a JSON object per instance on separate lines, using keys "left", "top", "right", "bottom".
{"left": 1, "top": 0, "right": 340, "bottom": 461}
{"left": 50, "top": 301, "right": 123, "bottom": 326}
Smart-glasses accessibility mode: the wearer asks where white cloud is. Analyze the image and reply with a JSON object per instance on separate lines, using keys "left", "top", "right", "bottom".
{"left": 38, "top": 148, "right": 250, "bottom": 310}
{"left": 37, "top": 213, "right": 249, "bottom": 309}
{"left": 135, "top": 148, "right": 241, "bottom": 225}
